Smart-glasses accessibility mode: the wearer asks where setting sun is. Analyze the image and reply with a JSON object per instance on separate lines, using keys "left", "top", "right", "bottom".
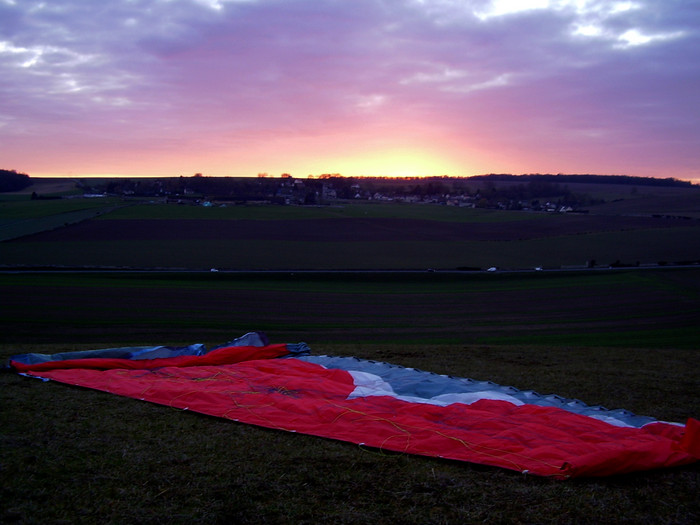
{"left": 329, "top": 148, "right": 465, "bottom": 178}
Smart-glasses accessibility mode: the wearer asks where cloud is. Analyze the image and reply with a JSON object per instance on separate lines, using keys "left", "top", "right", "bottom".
{"left": 1, "top": 0, "right": 699, "bottom": 178}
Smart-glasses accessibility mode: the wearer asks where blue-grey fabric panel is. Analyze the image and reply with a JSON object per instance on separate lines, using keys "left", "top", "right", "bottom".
{"left": 10, "top": 344, "right": 207, "bottom": 365}
{"left": 299, "top": 355, "right": 657, "bottom": 428}
{"left": 211, "top": 331, "right": 270, "bottom": 350}
{"left": 285, "top": 342, "right": 312, "bottom": 356}
{"left": 9, "top": 331, "right": 271, "bottom": 366}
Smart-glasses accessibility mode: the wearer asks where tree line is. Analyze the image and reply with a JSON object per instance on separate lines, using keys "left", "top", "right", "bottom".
{"left": 0, "top": 169, "right": 31, "bottom": 192}
{"left": 469, "top": 173, "right": 692, "bottom": 187}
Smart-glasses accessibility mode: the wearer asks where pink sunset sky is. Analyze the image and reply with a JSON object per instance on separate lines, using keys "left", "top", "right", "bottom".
{"left": 1, "top": 0, "right": 699, "bottom": 180}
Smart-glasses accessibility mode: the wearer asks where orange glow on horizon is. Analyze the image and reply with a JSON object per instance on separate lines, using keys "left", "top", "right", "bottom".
{"left": 24, "top": 144, "right": 473, "bottom": 179}
{"left": 306, "top": 147, "right": 470, "bottom": 179}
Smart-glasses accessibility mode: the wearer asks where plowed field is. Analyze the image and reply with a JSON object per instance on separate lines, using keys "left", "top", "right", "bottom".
{"left": 5, "top": 208, "right": 700, "bottom": 270}
{"left": 11, "top": 214, "right": 697, "bottom": 242}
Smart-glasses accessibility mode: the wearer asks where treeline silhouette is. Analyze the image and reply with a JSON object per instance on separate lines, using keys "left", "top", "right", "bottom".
{"left": 0, "top": 169, "right": 31, "bottom": 192}
{"left": 469, "top": 173, "right": 692, "bottom": 187}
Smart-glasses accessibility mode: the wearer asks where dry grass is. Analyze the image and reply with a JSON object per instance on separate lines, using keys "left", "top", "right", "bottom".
{"left": 2, "top": 340, "right": 698, "bottom": 525}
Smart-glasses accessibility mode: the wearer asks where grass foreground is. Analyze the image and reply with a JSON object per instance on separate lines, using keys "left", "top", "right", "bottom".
{"left": 1, "top": 269, "right": 699, "bottom": 524}
{"left": 2, "top": 342, "right": 699, "bottom": 525}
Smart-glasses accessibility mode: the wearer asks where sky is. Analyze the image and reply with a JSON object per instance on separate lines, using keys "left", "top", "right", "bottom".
{"left": 1, "top": 0, "right": 699, "bottom": 180}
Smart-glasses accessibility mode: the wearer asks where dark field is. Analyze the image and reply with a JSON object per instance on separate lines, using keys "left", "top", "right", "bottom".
{"left": 10, "top": 214, "right": 698, "bottom": 242}
{"left": 2, "top": 199, "right": 700, "bottom": 269}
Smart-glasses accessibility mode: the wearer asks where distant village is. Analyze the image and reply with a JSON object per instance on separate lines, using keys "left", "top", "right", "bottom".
{"left": 2, "top": 168, "right": 693, "bottom": 214}
{"left": 72, "top": 173, "right": 692, "bottom": 213}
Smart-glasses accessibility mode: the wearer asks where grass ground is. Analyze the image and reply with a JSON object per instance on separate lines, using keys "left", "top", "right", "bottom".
{"left": 2, "top": 342, "right": 698, "bottom": 525}
{"left": 1, "top": 269, "right": 699, "bottom": 524}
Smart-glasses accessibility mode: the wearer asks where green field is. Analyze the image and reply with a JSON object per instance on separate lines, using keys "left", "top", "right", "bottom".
{"left": 2, "top": 269, "right": 700, "bottom": 349}
{"left": 0, "top": 198, "right": 122, "bottom": 241}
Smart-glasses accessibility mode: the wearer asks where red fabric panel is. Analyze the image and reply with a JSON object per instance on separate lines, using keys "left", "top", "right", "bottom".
{"left": 22, "top": 355, "right": 697, "bottom": 479}
{"left": 679, "top": 417, "right": 700, "bottom": 459}
{"left": 10, "top": 344, "right": 290, "bottom": 373}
